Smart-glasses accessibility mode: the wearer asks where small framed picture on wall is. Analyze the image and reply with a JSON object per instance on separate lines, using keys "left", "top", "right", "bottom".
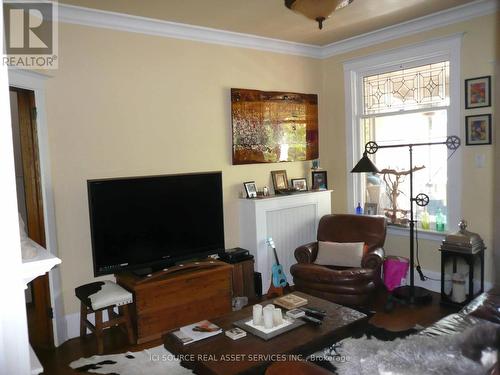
{"left": 465, "top": 114, "right": 492, "bottom": 146}
{"left": 311, "top": 170, "right": 328, "bottom": 190}
{"left": 465, "top": 76, "right": 491, "bottom": 109}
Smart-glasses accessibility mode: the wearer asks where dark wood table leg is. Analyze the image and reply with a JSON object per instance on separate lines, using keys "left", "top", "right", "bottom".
{"left": 80, "top": 302, "right": 87, "bottom": 337}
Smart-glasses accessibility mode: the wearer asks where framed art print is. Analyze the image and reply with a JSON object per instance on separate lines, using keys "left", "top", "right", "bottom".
{"left": 311, "top": 170, "right": 327, "bottom": 190}
{"left": 291, "top": 178, "right": 308, "bottom": 191}
{"left": 465, "top": 114, "right": 492, "bottom": 145}
{"left": 243, "top": 181, "right": 258, "bottom": 198}
{"left": 231, "top": 89, "right": 319, "bottom": 164}
{"left": 271, "top": 170, "right": 288, "bottom": 192}
{"left": 465, "top": 76, "right": 491, "bottom": 109}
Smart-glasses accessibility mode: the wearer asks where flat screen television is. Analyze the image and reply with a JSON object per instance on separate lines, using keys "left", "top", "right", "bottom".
{"left": 87, "top": 172, "right": 225, "bottom": 276}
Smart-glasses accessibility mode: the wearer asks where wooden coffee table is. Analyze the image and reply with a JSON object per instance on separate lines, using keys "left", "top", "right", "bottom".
{"left": 163, "top": 292, "right": 368, "bottom": 375}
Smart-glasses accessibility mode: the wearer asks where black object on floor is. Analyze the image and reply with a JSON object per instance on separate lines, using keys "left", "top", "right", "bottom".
{"left": 385, "top": 286, "right": 433, "bottom": 312}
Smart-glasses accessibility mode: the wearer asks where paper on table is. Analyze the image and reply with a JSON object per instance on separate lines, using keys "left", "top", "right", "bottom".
{"left": 180, "top": 320, "right": 222, "bottom": 342}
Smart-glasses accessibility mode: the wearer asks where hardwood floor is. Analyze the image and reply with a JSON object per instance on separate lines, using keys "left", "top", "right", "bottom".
{"left": 37, "top": 290, "right": 457, "bottom": 375}
{"left": 369, "top": 290, "right": 458, "bottom": 331}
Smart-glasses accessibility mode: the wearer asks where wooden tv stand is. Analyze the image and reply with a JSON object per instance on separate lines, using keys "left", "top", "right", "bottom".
{"left": 116, "top": 260, "right": 233, "bottom": 344}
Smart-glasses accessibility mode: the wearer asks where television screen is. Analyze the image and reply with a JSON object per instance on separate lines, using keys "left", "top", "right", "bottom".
{"left": 87, "top": 172, "right": 224, "bottom": 276}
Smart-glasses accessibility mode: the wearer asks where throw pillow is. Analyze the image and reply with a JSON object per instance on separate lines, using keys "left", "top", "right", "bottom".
{"left": 315, "top": 241, "right": 365, "bottom": 267}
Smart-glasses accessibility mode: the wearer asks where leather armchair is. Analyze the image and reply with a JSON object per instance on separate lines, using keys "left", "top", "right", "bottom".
{"left": 290, "top": 214, "right": 386, "bottom": 306}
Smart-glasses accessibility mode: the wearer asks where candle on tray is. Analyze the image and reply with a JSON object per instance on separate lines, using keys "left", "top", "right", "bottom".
{"left": 273, "top": 308, "right": 283, "bottom": 326}
{"left": 263, "top": 305, "right": 274, "bottom": 329}
{"left": 252, "top": 304, "right": 263, "bottom": 326}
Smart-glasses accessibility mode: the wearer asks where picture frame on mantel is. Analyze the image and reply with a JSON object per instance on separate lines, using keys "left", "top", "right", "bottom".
{"left": 271, "top": 170, "right": 289, "bottom": 192}
{"left": 291, "top": 178, "right": 308, "bottom": 191}
{"left": 243, "top": 181, "right": 258, "bottom": 198}
{"left": 311, "top": 170, "right": 327, "bottom": 190}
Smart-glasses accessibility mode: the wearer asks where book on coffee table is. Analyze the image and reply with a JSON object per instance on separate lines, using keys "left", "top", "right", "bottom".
{"left": 173, "top": 320, "right": 222, "bottom": 345}
{"left": 274, "top": 294, "right": 308, "bottom": 309}
{"left": 225, "top": 327, "right": 247, "bottom": 340}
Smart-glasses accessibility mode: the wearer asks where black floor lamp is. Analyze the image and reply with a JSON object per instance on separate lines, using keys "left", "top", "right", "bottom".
{"left": 351, "top": 135, "right": 461, "bottom": 305}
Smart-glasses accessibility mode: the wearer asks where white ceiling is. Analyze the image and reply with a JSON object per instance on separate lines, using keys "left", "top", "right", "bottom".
{"left": 58, "top": 0, "right": 479, "bottom": 46}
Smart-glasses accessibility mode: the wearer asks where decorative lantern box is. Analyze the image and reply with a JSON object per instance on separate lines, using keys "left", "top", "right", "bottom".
{"left": 439, "top": 220, "right": 485, "bottom": 307}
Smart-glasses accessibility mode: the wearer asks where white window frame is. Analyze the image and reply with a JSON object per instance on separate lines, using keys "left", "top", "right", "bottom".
{"left": 344, "top": 34, "right": 463, "bottom": 239}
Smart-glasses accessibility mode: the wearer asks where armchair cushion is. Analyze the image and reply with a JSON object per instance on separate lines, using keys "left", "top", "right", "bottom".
{"left": 315, "top": 241, "right": 364, "bottom": 267}
{"left": 291, "top": 263, "right": 376, "bottom": 284}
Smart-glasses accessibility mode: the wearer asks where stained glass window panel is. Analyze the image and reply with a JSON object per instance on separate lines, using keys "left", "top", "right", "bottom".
{"left": 363, "top": 62, "right": 449, "bottom": 115}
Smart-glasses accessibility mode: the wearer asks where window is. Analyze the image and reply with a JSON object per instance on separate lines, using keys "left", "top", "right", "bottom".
{"left": 344, "top": 36, "right": 462, "bottom": 234}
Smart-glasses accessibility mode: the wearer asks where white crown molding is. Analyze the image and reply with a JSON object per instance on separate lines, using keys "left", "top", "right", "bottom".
{"left": 321, "top": 0, "right": 498, "bottom": 58}
{"left": 57, "top": 4, "right": 323, "bottom": 59}
{"left": 8, "top": 69, "right": 51, "bottom": 88}
{"left": 57, "top": 0, "right": 497, "bottom": 60}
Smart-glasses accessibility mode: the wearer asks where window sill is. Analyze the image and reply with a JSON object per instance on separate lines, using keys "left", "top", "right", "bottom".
{"left": 387, "top": 225, "right": 446, "bottom": 242}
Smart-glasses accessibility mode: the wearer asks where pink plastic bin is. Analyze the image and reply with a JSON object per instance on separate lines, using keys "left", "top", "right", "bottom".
{"left": 383, "top": 256, "right": 409, "bottom": 291}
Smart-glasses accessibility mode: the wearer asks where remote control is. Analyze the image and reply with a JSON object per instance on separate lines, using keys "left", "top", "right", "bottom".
{"left": 301, "top": 315, "right": 322, "bottom": 325}
{"left": 300, "top": 307, "right": 327, "bottom": 318}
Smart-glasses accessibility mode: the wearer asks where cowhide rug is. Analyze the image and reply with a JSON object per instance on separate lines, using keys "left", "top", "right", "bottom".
{"left": 312, "top": 323, "right": 499, "bottom": 375}
{"left": 70, "top": 344, "right": 192, "bottom": 375}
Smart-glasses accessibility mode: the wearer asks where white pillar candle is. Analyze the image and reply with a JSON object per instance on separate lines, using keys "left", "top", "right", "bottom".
{"left": 263, "top": 307, "right": 274, "bottom": 329}
{"left": 273, "top": 308, "right": 283, "bottom": 326}
{"left": 252, "top": 304, "right": 263, "bottom": 326}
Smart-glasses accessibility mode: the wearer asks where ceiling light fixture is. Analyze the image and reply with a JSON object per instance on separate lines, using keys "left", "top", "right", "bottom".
{"left": 285, "top": 0, "right": 354, "bottom": 30}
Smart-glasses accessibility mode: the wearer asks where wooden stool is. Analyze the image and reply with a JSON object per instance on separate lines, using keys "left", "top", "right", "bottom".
{"left": 75, "top": 281, "right": 135, "bottom": 354}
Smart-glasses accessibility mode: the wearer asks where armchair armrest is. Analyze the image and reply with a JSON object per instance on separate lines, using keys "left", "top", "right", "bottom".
{"left": 294, "top": 242, "right": 318, "bottom": 264}
{"left": 361, "top": 247, "right": 385, "bottom": 269}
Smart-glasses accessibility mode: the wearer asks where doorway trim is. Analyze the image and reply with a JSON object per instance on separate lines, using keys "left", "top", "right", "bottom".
{"left": 8, "top": 69, "right": 65, "bottom": 346}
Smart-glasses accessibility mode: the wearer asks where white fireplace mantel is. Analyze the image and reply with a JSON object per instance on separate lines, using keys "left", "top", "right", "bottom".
{"left": 239, "top": 191, "right": 332, "bottom": 292}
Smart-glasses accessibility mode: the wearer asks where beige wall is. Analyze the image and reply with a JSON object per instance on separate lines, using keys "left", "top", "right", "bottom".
{"left": 46, "top": 23, "right": 322, "bottom": 315}
{"left": 321, "top": 13, "right": 497, "bottom": 283}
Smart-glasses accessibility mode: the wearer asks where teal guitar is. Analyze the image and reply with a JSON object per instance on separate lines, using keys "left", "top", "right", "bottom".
{"left": 266, "top": 238, "right": 288, "bottom": 297}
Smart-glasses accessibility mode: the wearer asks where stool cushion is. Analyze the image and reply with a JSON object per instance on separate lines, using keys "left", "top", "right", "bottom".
{"left": 75, "top": 281, "right": 133, "bottom": 310}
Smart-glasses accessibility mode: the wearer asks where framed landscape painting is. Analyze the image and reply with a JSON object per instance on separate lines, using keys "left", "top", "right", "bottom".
{"left": 231, "top": 88, "right": 319, "bottom": 164}
{"left": 465, "top": 76, "right": 491, "bottom": 109}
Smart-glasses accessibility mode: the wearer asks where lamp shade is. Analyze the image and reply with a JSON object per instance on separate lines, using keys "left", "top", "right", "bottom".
{"left": 285, "top": 0, "right": 353, "bottom": 29}
{"left": 351, "top": 152, "right": 380, "bottom": 173}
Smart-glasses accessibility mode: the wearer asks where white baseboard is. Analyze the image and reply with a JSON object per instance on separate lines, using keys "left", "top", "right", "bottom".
{"left": 63, "top": 308, "right": 117, "bottom": 343}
